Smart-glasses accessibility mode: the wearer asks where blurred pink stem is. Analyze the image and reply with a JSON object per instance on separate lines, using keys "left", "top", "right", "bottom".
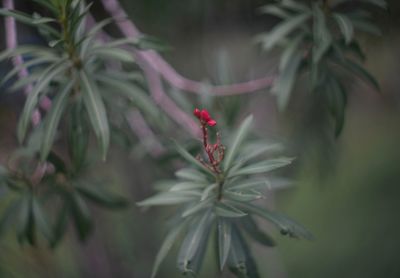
{"left": 100, "top": 0, "right": 275, "bottom": 96}
{"left": 3, "top": 0, "right": 50, "bottom": 126}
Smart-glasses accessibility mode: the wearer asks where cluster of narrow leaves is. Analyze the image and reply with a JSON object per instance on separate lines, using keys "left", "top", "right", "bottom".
{"left": 0, "top": 0, "right": 165, "bottom": 244}
{"left": 257, "top": 0, "right": 385, "bottom": 135}
{"left": 138, "top": 115, "right": 313, "bottom": 278}
{"left": 0, "top": 136, "right": 127, "bottom": 246}
{"left": 0, "top": 0, "right": 162, "bottom": 161}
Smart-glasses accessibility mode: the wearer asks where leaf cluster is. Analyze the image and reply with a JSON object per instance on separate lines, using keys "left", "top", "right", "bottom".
{"left": 138, "top": 115, "right": 313, "bottom": 278}
{"left": 257, "top": 0, "right": 385, "bottom": 135}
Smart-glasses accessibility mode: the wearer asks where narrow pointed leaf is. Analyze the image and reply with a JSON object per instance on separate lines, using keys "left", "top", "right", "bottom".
{"left": 40, "top": 80, "right": 74, "bottom": 161}
{"left": 224, "top": 115, "right": 253, "bottom": 171}
{"left": 80, "top": 70, "right": 110, "bottom": 161}
{"left": 218, "top": 218, "right": 232, "bottom": 270}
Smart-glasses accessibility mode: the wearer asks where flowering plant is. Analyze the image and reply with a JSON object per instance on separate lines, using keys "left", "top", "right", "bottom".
{"left": 138, "top": 109, "right": 313, "bottom": 277}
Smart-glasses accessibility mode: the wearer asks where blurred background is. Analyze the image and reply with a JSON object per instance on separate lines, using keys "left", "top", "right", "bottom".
{"left": 1, "top": 0, "right": 400, "bottom": 277}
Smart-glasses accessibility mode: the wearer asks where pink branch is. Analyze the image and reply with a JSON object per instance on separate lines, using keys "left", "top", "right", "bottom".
{"left": 125, "top": 109, "right": 166, "bottom": 157}
{"left": 3, "top": 0, "right": 50, "bottom": 126}
{"left": 100, "top": 0, "right": 275, "bottom": 96}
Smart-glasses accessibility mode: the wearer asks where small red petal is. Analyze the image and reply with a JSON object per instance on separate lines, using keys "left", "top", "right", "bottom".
{"left": 193, "top": 108, "right": 201, "bottom": 118}
{"left": 201, "top": 109, "right": 211, "bottom": 121}
{"left": 207, "top": 119, "right": 217, "bottom": 126}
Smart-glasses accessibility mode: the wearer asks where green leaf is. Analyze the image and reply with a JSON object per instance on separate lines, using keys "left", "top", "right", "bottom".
{"left": 279, "top": 33, "right": 305, "bottom": 71}
{"left": 227, "top": 179, "right": 271, "bottom": 191}
{"left": 0, "top": 9, "right": 59, "bottom": 37}
{"left": 137, "top": 191, "right": 200, "bottom": 207}
{"left": 338, "top": 58, "right": 380, "bottom": 91}
{"left": 175, "top": 168, "right": 208, "bottom": 183}
{"left": 90, "top": 47, "right": 135, "bottom": 63}
{"left": 224, "top": 190, "right": 264, "bottom": 202}
{"left": 227, "top": 226, "right": 247, "bottom": 277}
{"left": 333, "top": 13, "right": 354, "bottom": 44}
{"left": 17, "top": 59, "right": 70, "bottom": 143}
{"left": 70, "top": 192, "right": 92, "bottom": 241}
{"left": 238, "top": 202, "right": 314, "bottom": 240}
{"left": 182, "top": 198, "right": 214, "bottom": 218}
{"left": 17, "top": 194, "right": 34, "bottom": 244}
{"left": 151, "top": 220, "right": 187, "bottom": 278}
{"left": 223, "top": 115, "right": 253, "bottom": 171}
{"left": 174, "top": 142, "right": 214, "bottom": 175}
{"left": 40, "top": 80, "right": 74, "bottom": 161}
{"left": 241, "top": 216, "right": 275, "bottom": 247}
{"left": 1, "top": 56, "right": 57, "bottom": 86}
{"left": 312, "top": 3, "right": 332, "bottom": 64}
{"left": 232, "top": 157, "right": 294, "bottom": 177}
{"left": 261, "top": 13, "right": 310, "bottom": 51}
{"left": 31, "top": 197, "right": 53, "bottom": 242}
{"left": 169, "top": 182, "right": 207, "bottom": 192}
{"left": 177, "top": 210, "right": 213, "bottom": 275}
{"left": 216, "top": 202, "right": 247, "bottom": 218}
{"left": 200, "top": 183, "right": 218, "bottom": 201}
{"left": 258, "top": 5, "right": 291, "bottom": 19}
{"left": 281, "top": 0, "right": 310, "bottom": 12}
{"left": 75, "top": 183, "right": 128, "bottom": 209}
{"left": 95, "top": 74, "right": 161, "bottom": 124}
{"left": 80, "top": 70, "right": 110, "bottom": 161}
{"left": 51, "top": 203, "right": 68, "bottom": 248}
{"left": 218, "top": 218, "right": 232, "bottom": 270}
{"left": 272, "top": 52, "right": 302, "bottom": 110}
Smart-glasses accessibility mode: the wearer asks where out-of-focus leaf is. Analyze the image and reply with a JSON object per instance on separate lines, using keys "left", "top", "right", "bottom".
{"left": 281, "top": 0, "right": 310, "bottom": 12}
{"left": 175, "top": 168, "right": 208, "bottom": 183}
{"left": 215, "top": 202, "right": 247, "bottom": 218}
{"left": 224, "top": 115, "right": 253, "bottom": 171}
{"left": 177, "top": 210, "right": 213, "bottom": 275}
{"left": 70, "top": 192, "right": 92, "bottom": 241}
{"left": 272, "top": 52, "right": 302, "bottom": 110}
{"left": 40, "top": 79, "right": 74, "bottom": 161}
{"left": 241, "top": 216, "right": 276, "bottom": 247}
{"left": 169, "top": 182, "right": 207, "bottom": 192}
{"left": 258, "top": 5, "right": 291, "bottom": 19}
{"left": 0, "top": 9, "right": 59, "bottom": 37}
{"left": 200, "top": 183, "right": 218, "bottom": 201}
{"left": 90, "top": 47, "right": 135, "bottom": 63}
{"left": 238, "top": 202, "right": 314, "bottom": 240}
{"left": 151, "top": 220, "right": 187, "bottom": 278}
{"left": 224, "top": 190, "right": 264, "bottom": 202}
{"left": 218, "top": 218, "right": 232, "bottom": 270}
{"left": 333, "top": 13, "right": 354, "bottom": 44}
{"left": 136, "top": 35, "right": 171, "bottom": 52}
{"left": 17, "top": 193, "right": 34, "bottom": 244}
{"left": 137, "top": 191, "right": 200, "bottom": 207}
{"left": 17, "top": 59, "right": 69, "bottom": 143}
{"left": 338, "top": 58, "right": 380, "bottom": 91}
{"left": 174, "top": 142, "right": 214, "bottom": 175}
{"left": 227, "top": 179, "right": 271, "bottom": 191}
{"left": 80, "top": 70, "right": 110, "bottom": 161}
{"left": 232, "top": 157, "right": 294, "bottom": 177}
{"left": 182, "top": 198, "right": 214, "bottom": 218}
{"left": 32, "top": 197, "right": 53, "bottom": 242}
{"left": 51, "top": 203, "right": 68, "bottom": 248}
{"left": 75, "top": 183, "right": 128, "bottom": 209}
{"left": 260, "top": 13, "right": 310, "bottom": 51}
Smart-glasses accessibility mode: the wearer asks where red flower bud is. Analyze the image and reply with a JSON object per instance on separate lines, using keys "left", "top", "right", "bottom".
{"left": 207, "top": 119, "right": 217, "bottom": 126}
{"left": 200, "top": 109, "right": 211, "bottom": 122}
{"left": 193, "top": 108, "right": 201, "bottom": 118}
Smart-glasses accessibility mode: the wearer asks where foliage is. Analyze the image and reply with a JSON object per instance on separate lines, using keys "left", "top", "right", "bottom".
{"left": 257, "top": 0, "right": 385, "bottom": 136}
{"left": 138, "top": 114, "right": 313, "bottom": 277}
{"left": 0, "top": 0, "right": 162, "bottom": 246}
